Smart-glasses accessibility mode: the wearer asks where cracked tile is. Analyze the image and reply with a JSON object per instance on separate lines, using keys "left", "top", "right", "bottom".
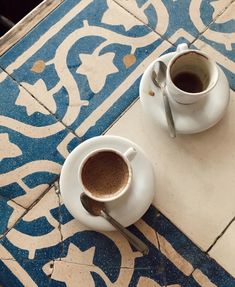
{"left": 0, "top": 197, "right": 25, "bottom": 237}
{"left": 58, "top": 195, "right": 199, "bottom": 285}
{"left": 58, "top": 191, "right": 160, "bottom": 269}
{"left": 1, "top": 187, "right": 234, "bottom": 286}
{"left": 106, "top": 86, "right": 235, "bottom": 252}
{"left": 0, "top": 68, "right": 80, "bottom": 208}
{"left": 0, "top": 0, "right": 171, "bottom": 140}
{"left": 195, "top": 1, "right": 235, "bottom": 89}
{"left": 0, "top": 0, "right": 234, "bottom": 285}
{"left": 113, "top": 0, "right": 232, "bottom": 41}
{"left": 0, "top": 185, "right": 64, "bottom": 286}
{"left": 142, "top": 208, "right": 235, "bottom": 286}
{"left": 209, "top": 219, "right": 235, "bottom": 278}
{"left": 191, "top": 257, "right": 235, "bottom": 286}
{"left": 57, "top": 188, "right": 168, "bottom": 284}
{"left": 0, "top": 258, "right": 55, "bottom": 287}
{"left": 49, "top": 261, "right": 141, "bottom": 287}
{"left": 142, "top": 207, "right": 203, "bottom": 286}
{"left": 106, "top": 94, "right": 235, "bottom": 284}
{"left": 55, "top": 180, "right": 235, "bottom": 285}
{"left": 0, "top": 185, "right": 62, "bottom": 261}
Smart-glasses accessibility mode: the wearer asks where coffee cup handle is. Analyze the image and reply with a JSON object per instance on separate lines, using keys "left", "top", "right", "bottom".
{"left": 176, "top": 43, "right": 188, "bottom": 53}
{"left": 123, "top": 147, "right": 137, "bottom": 161}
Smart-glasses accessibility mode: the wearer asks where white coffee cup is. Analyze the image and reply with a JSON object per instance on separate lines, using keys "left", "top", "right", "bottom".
{"left": 166, "top": 43, "right": 219, "bottom": 104}
{"left": 78, "top": 147, "right": 136, "bottom": 202}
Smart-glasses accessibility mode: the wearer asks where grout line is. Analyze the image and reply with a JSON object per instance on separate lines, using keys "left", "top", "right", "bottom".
{"left": 10, "top": 199, "right": 26, "bottom": 210}
{"left": 1, "top": 0, "right": 233, "bottom": 254}
{"left": 111, "top": 0, "right": 174, "bottom": 47}
{"left": 103, "top": 96, "right": 140, "bottom": 134}
{"left": 191, "top": 0, "right": 234, "bottom": 45}
{"left": 112, "top": 0, "right": 234, "bottom": 49}
{"left": 52, "top": 258, "right": 157, "bottom": 269}
{"left": 189, "top": 215, "right": 235, "bottom": 279}
{"left": 0, "top": 0, "right": 175, "bottom": 144}
{"left": 0, "top": 179, "right": 59, "bottom": 239}
{"left": 0, "top": 68, "right": 80, "bottom": 139}
{"left": 206, "top": 216, "right": 235, "bottom": 253}
{"left": 2, "top": 65, "right": 141, "bottom": 142}
{"left": 17, "top": 80, "right": 80, "bottom": 139}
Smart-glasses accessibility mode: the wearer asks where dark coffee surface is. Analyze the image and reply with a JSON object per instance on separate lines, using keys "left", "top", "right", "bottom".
{"left": 81, "top": 151, "right": 129, "bottom": 197}
{"left": 173, "top": 72, "right": 203, "bottom": 93}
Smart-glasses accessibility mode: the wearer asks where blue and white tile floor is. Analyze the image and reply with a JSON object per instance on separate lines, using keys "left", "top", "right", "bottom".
{"left": 0, "top": 0, "right": 234, "bottom": 286}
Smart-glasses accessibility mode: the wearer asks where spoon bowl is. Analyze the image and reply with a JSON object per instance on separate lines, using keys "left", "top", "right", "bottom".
{"left": 80, "top": 193, "right": 149, "bottom": 255}
{"left": 152, "top": 61, "right": 167, "bottom": 89}
{"left": 152, "top": 61, "right": 176, "bottom": 138}
{"left": 80, "top": 192, "right": 104, "bottom": 216}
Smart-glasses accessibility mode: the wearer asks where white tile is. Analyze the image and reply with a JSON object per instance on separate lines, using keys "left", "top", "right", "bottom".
{"left": 106, "top": 90, "right": 235, "bottom": 251}
{"left": 209, "top": 219, "right": 235, "bottom": 278}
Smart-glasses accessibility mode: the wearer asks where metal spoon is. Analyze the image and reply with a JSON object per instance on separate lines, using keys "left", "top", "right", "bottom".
{"left": 80, "top": 193, "right": 149, "bottom": 255}
{"left": 151, "top": 61, "right": 176, "bottom": 138}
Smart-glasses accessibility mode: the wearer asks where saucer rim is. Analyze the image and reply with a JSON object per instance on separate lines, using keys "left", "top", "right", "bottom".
{"left": 60, "top": 135, "right": 155, "bottom": 231}
{"left": 139, "top": 51, "right": 230, "bottom": 134}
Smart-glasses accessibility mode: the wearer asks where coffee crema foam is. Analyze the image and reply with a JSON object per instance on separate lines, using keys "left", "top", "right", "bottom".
{"left": 81, "top": 151, "right": 129, "bottom": 197}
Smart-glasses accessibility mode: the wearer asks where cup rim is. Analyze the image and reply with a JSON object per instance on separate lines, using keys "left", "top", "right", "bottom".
{"left": 78, "top": 148, "right": 132, "bottom": 202}
{"left": 167, "top": 49, "right": 219, "bottom": 96}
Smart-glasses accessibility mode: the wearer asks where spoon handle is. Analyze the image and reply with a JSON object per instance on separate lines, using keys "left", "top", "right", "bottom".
{"left": 162, "top": 88, "right": 176, "bottom": 138}
{"left": 101, "top": 210, "right": 149, "bottom": 255}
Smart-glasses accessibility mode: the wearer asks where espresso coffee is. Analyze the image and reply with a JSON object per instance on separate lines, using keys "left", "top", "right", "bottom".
{"left": 81, "top": 151, "right": 129, "bottom": 198}
{"left": 172, "top": 72, "right": 204, "bottom": 93}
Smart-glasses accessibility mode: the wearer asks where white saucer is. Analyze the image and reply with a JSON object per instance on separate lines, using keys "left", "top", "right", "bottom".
{"left": 60, "top": 135, "right": 155, "bottom": 231}
{"left": 140, "top": 52, "right": 230, "bottom": 134}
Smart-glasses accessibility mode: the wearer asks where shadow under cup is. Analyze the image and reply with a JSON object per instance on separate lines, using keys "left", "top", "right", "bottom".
{"left": 79, "top": 149, "right": 132, "bottom": 202}
{"left": 168, "top": 51, "right": 219, "bottom": 104}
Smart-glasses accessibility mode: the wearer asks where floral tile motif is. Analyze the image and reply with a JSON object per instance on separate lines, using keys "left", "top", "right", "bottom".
{"left": 111, "top": 0, "right": 235, "bottom": 92}
{"left": 113, "top": 0, "right": 232, "bottom": 41}
{"left": 1, "top": 185, "right": 62, "bottom": 262}
{"left": 0, "top": 0, "right": 171, "bottom": 140}
{"left": 0, "top": 185, "right": 61, "bottom": 287}
{"left": 0, "top": 0, "right": 234, "bottom": 286}
{"left": 0, "top": 183, "right": 234, "bottom": 286}
{"left": 0, "top": 68, "right": 80, "bottom": 208}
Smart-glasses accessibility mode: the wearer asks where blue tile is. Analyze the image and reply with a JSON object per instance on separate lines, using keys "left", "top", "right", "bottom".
{"left": 0, "top": 260, "right": 24, "bottom": 287}
{"left": 0, "top": 258, "right": 52, "bottom": 287}
{"left": 115, "top": 0, "right": 230, "bottom": 40}
{"left": 0, "top": 197, "right": 15, "bottom": 235}
{"left": 194, "top": 256, "right": 235, "bottom": 287}
{"left": 197, "top": 3, "right": 235, "bottom": 90}
{"left": 0, "top": 197, "right": 24, "bottom": 235}
{"left": 0, "top": 69, "right": 80, "bottom": 204}
{"left": 142, "top": 206, "right": 235, "bottom": 285}
{"left": 0, "top": 0, "right": 167, "bottom": 139}
{"left": 1, "top": 197, "right": 235, "bottom": 286}
{"left": 0, "top": 0, "right": 234, "bottom": 285}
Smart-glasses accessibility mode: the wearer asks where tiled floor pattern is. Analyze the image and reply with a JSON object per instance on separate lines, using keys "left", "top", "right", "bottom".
{"left": 1, "top": 183, "right": 234, "bottom": 286}
{"left": 0, "top": 0, "right": 234, "bottom": 286}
